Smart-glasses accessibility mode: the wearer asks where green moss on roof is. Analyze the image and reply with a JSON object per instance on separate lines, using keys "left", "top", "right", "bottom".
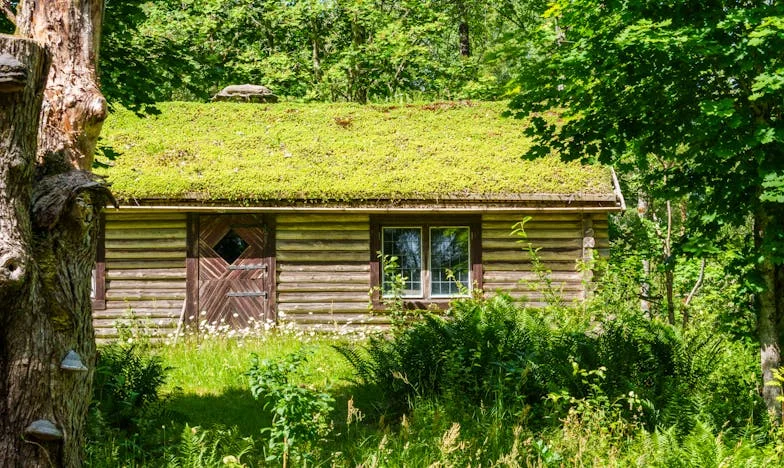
{"left": 97, "top": 101, "right": 612, "bottom": 202}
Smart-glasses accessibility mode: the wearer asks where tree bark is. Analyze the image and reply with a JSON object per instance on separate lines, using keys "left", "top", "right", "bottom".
{"left": 0, "top": 1, "right": 110, "bottom": 466}
{"left": 756, "top": 208, "right": 784, "bottom": 423}
{"left": 17, "top": 0, "right": 107, "bottom": 172}
{"left": 459, "top": 21, "right": 471, "bottom": 57}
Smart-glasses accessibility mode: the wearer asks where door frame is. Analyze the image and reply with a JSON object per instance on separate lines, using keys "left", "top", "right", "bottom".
{"left": 185, "top": 213, "right": 276, "bottom": 329}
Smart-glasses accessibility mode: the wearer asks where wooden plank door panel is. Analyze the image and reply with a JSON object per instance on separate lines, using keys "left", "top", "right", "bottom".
{"left": 198, "top": 214, "right": 273, "bottom": 328}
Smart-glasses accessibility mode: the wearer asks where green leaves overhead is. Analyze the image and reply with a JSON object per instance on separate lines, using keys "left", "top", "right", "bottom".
{"left": 99, "top": 0, "right": 550, "bottom": 105}
{"left": 511, "top": 0, "right": 784, "bottom": 247}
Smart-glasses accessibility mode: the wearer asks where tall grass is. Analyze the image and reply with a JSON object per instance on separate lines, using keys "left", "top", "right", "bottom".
{"left": 86, "top": 296, "right": 782, "bottom": 467}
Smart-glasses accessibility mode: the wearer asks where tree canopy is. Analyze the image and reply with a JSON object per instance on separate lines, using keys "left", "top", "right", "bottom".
{"left": 510, "top": 0, "right": 784, "bottom": 414}
{"left": 96, "top": 0, "right": 548, "bottom": 106}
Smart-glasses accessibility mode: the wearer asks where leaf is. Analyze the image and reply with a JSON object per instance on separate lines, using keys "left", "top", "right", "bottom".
{"left": 761, "top": 172, "right": 784, "bottom": 203}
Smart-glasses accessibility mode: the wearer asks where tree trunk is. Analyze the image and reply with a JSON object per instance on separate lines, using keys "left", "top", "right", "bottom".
{"left": 17, "top": 0, "right": 106, "bottom": 172}
{"left": 757, "top": 208, "right": 784, "bottom": 423}
{"left": 459, "top": 21, "right": 470, "bottom": 57}
{"left": 0, "top": 1, "right": 110, "bottom": 467}
{"left": 637, "top": 195, "right": 651, "bottom": 317}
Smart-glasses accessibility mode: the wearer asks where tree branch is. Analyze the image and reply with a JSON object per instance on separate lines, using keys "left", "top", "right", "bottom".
{"left": 684, "top": 258, "right": 707, "bottom": 307}
{"left": 1, "top": 1, "right": 15, "bottom": 26}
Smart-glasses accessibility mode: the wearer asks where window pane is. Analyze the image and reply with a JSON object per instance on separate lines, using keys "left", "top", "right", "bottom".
{"left": 430, "top": 227, "right": 470, "bottom": 296}
{"left": 382, "top": 228, "right": 422, "bottom": 297}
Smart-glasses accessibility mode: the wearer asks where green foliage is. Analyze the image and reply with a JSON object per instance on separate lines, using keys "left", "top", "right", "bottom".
{"left": 87, "top": 342, "right": 172, "bottom": 464}
{"left": 83, "top": 327, "right": 779, "bottom": 467}
{"left": 91, "top": 343, "right": 169, "bottom": 432}
{"left": 99, "top": 0, "right": 550, "bottom": 103}
{"left": 510, "top": 0, "right": 784, "bottom": 390}
{"left": 247, "top": 350, "right": 335, "bottom": 463}
{"left": 98, "top": 101, "right": 611, "bottom": 201}
{"left": 101, "top": 0, "right": 198, "bottom": 113}
{"left": 338, "top": 293, "right": 765, "bottom": 437}
{"left": 165, "top": 425, "right": 256, "bottom": 468}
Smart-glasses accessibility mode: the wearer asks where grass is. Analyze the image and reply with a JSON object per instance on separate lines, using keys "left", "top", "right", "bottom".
{"left": 97, "top": 101, "right": 613, "bottom": 202}
{"left": 87, "top": 321, "right": 784, "bottom": 467}
{"left": 156, "top": 334, "right": 355, "bottom": 440}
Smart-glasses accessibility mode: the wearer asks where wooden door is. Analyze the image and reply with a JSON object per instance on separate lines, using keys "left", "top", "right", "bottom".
{"left": 198, "top": 214, "right": 274, "bottom": 328}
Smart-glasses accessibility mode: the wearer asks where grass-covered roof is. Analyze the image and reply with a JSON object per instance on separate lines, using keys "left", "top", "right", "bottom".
{"left": 97, "top": 101, "right": 614, "bottom": 203}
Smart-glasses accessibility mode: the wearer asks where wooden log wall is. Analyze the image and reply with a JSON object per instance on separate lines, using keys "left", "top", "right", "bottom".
{"left": 276, "top": 214, "right": 387, "bottom": 328}
{"left": 94, "top": 212, "right": 187, "bottom": 339}
{"left": 482, "top": 213, "right": 609, "bottom": 306}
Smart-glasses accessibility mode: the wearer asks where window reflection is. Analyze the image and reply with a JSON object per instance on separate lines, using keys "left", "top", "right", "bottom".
{"left": 382, "top": 227, "right": 422, "bottom": 297}
{"left": 430, "top": 227, "right": 470, "bottom": 296}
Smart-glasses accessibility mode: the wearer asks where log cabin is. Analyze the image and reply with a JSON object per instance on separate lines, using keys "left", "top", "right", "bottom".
{"left": 92, "top": 101, "right": 625, "bottom": 339}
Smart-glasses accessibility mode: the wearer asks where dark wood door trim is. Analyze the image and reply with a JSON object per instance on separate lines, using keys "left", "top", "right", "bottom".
{"left": 185, "top": 213, "right": 200, "bottom": 327}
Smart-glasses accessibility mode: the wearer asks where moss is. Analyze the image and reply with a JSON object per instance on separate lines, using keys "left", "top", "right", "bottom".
{"left": 97, "top": 101, "right": 612, "bottom": 202}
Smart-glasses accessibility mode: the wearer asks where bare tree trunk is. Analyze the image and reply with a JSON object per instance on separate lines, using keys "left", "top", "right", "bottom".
{"left": 682, "top": 258, "right": 706, "bottom": 328}
{"left": 459, "top": 21, "right": 470, "bottom": 57}
{"left": 757, "top": 208, "right": 783, "bottom": 424}
{"left": 0, "top": 1, "right": 110, "bottom": 467}
{"left": 637, "top": 195, "right": 651, "bottom": 317}
{"left": 17, "top": 0, "right": 106, "bottom": 171}
{"left": 664, "top": 199, "right": 675, "bottom": 325}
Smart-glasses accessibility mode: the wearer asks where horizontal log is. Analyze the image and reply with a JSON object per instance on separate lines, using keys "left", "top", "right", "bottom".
{"left": 106, "top": 250, "right": 186, "bottom": 260}
{"left": 483, "top": 238, "right": 582, "bottom": 250}
{"left": 277, "top": 263, "right": 370, "bottom": 273}
{"left": 277, "top": 230, "right": 369, "bottom": 241}
{"left": 106, "top": 299, "right": 184, "bottom": 309}
{"left": 107, "top": 260, "right": 186, "bottom": 270}
{"left": 481, "top": 221, "right": 582, "bottom": 231}
{"left": 484, "top": 271, "right": 582, "bottom": 282}
{"left": 483, "top": 288, "right": 584, "bottom": 299}
{"left": 276, "top": 222, "right": 369, "bottom": 231}
{"left": 278, "top": 292, "right": 368, "bottom": 303}
{"left": 279, "top": 302, "right": 370, "bottom": 314}
{"left": 106, "top": 289, "right": 186, "bottom": 300}
{"left": 483, "top": 262, "right": 579, "bottom": 272}
{"left": 280, "top": 313, "right": 390, "bottom": 325}
{"left": 277, "top": 251, "right": 367, "bottom": 262}
{"left": 276, "top": 283, "right": 369, "bottom": 293}
{"left": 107, "top": 280, "right": 186, "bottom": 290}
{"left": 483, "top": 249, "right": 582, "bottom": 262}
{"left": 277, "top": 240, "right": 369, "bottom": 252}
{"left": 105, "top": 228, "right": 187, "bottom": 240}
{"left": 107, "top": 269, "right": 186, "bottom": 280}
{"left": 94, "top": 309, "right": 182, "bottom": 320}
{"left": 483, "top": 229, "right": 582, "bottom": 239}
{"left": 483, "top": 282, "right": 585, "bottom": 293}
{"left": 93, "top": 318, "right": 177, "bottom": 329}
{"left": 106, "top": 220, "right": 186, "bottom": 230}
{"left": 278, "top": 272, "right": 369, "bottom": 283}
{"left": 106, "top": 212, "right": 186, "bottom": 221}
{"left": 106, "top": 239, "right": 186, "bottom": 250}
{"left": 276, "top": 214, "right": 369, "bottom": 223}
{"left": 482, "top": 213, "right": 581, "bottom": 222}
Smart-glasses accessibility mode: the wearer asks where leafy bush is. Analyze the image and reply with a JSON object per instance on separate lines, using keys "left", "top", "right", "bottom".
{"left": 87, "top": 343, "right": 171, "bottom": 463}
{"left": 247, "top": 350, "right": 335, "bottom": 464}
{"left": 91, "top": 343, "right": 169, "bottom": 431}
{"left": 338, "top": 293, "right": 765, "bottom": 437}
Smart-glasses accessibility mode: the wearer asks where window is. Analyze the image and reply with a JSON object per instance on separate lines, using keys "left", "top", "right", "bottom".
{"left": 371, "top": 216, "right": 481, "bottom": 307}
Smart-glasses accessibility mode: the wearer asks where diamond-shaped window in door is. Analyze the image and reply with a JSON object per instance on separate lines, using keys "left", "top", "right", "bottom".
{"left": 213, "top": 229, "right": 249, "bottom": 264}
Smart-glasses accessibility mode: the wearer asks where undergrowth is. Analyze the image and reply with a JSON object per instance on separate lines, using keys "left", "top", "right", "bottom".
{"left": 86, "top": 295, "right": 780, "bottom": 467}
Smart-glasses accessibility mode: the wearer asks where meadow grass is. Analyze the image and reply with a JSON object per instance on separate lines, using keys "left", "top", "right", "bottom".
{"left": 88, "top": 315, "right": 784, "bottom": 467}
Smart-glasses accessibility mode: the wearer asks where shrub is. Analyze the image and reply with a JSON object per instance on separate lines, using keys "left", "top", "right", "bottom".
{"left": 87, "top": 343, "right": 171, "bottom": 464}
{"left": 247, "top": 349, "right": 335, "bottom": 464}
